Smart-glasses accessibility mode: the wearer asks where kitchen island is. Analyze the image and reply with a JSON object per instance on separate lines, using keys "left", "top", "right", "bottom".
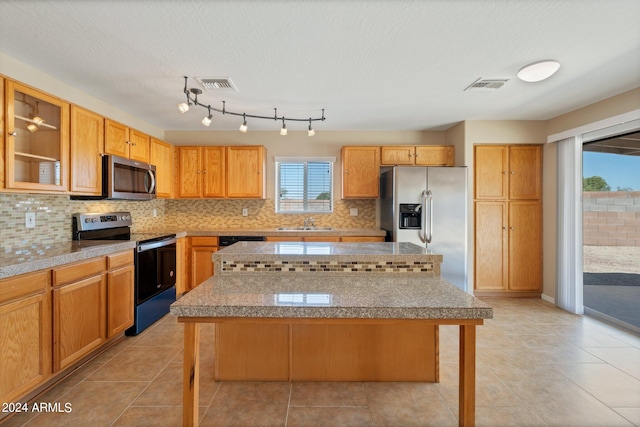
{"left": 171, "top": 241, "right": 492, "bottom": 427}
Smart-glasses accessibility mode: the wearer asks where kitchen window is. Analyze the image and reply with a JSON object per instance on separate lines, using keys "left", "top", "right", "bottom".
{"left": 275, "top": 157, "right": 334, "bottom": 213}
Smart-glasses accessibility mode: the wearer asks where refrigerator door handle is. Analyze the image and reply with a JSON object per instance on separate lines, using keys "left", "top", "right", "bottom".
{"left": 425, "top": 189, "right": 433, "bottom": 244}
{"left": 419, "top": 190, "right": 428, "bottom": 243}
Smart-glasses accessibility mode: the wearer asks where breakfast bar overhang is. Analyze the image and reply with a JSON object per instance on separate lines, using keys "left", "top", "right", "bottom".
{"left": 170, "top": 242, "right": 493, "bottom": 427}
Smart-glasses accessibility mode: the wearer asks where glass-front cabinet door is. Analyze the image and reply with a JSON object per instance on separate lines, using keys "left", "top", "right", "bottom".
{"left": 5, "top": 80, "right": 69, "bottom": 191}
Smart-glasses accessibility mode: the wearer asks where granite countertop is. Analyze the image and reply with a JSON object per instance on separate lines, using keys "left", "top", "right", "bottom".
{"left": 170, "top": 274, "right": 493, "bottom": 320}
{"left": 0, "top": 228, "right": 385, "bottom": 280}
{"left": 176, "top": 228, "right": 386, "bottom": 238}
{"left": 215, "top": 241, "right": 429, "bottom": 256}
{"left": 0, "top": 240, "right": 136, "bottom": 280}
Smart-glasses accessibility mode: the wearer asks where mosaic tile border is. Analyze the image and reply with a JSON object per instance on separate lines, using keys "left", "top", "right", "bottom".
{"left": 221, "top": 259, "right": 436, "bottom": 274}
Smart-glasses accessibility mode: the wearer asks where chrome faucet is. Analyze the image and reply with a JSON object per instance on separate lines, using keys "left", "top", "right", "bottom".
{"left": 303, "top": 217, "right": 315, "bottom": 228}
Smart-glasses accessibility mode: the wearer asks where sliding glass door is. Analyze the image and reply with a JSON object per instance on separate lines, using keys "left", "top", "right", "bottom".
{"left": 582, "top": 131, "right": 640, "bottom": 333}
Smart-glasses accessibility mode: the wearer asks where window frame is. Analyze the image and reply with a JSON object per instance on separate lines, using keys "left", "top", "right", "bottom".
{"left": 275, "top": 156, "right": 335, "bottom": 214}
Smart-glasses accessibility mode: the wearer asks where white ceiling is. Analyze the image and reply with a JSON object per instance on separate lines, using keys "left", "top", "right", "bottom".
{"left": 1, "top": 0, "right": 639, "bottom": 133}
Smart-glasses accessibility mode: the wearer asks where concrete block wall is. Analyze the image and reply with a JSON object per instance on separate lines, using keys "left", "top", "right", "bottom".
{"left": 583, "top": 191, "right": 640, "bottom": 246}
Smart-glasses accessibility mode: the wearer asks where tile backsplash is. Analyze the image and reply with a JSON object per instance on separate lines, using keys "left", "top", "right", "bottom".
{"left": 0, "top": 193, "right": 376, "bottom": 253}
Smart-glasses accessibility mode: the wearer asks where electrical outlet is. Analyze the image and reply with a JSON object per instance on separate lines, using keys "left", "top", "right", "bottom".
{"left": 242, "top": 208, "right": 249, "bottom": 217}
{"left": 25, "top": 212, "right": 36, "bottom": 228}
{"left": 350, "top": 208, "right": 358, "bottom": 216}
{"left": 152, "top": 208, "right": 158, "bottom": 218}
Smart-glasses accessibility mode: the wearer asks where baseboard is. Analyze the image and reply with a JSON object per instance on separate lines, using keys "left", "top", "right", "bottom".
{"left": 541, "top": 293, "right": 555, "bottom": 304}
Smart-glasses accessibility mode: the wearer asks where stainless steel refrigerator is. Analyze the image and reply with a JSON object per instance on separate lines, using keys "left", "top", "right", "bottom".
{"left": 380, "top": 166, "right": 468, "bottom": 292}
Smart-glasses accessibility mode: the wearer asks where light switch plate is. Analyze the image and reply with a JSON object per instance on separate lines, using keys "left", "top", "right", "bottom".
{"left": 242, "top": 208, "right": 249, "bottom": 217}
{"left": 350, "top": 208, "right": 358, "bottom": 216}
{"left": 25, "top": 212, "right": 36, "bottom": 228}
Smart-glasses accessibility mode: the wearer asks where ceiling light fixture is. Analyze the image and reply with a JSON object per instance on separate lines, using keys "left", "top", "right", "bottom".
{"left": 178, "top": 76, "right": 325, "bottom": 135}
{"left": 239, "top": 114, "right": 248, "bottom": 133}
{"left": 202, "top": 106, "right": 213, "bottom": 127}
{"left": 517, "top": 60, "right": 561, "bottom": 82}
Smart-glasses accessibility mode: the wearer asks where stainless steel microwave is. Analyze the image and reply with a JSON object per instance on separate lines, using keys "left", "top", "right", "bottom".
{"left": 72, "top": 155, "right": 156, "bottom": 200}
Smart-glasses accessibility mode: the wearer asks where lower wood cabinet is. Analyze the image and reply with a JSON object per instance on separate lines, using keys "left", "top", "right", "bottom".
{"left": 53, "top": 274, "right": 107, "bottom": 371}
{"left": 188, "top": 237, "right": 219, "bottom": 291}
{"left": 0, "top": 249, "right": 134, "bottom": 406}
{"left": 0, "top": 278, "right": 52, "bottom": 405}
{"left": 474, "top": 200, "right": 542, "bottom": 293}
{"left": 106, "top": 251, "right": 135, "bottom": 338}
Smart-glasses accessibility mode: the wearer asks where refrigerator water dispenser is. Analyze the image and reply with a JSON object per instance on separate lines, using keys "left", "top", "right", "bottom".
{"left": 399, "top": 204, "right": 421, "bottom": 229}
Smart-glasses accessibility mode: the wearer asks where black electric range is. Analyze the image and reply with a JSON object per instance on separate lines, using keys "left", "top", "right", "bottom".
{"left": 72, "top": 212, "right": 177, "bottom": 335}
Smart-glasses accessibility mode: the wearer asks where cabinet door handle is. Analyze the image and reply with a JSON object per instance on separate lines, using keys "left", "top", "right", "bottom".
{"left": 9, "top": 131, "right": 17, "bottom": 137}
{"left": 502, "top": 226, "right": 507, "bottom": 230}
{"left": 503, "top": 171, "right": 508, "bottom": 175}
{"left": 203, "top": 170, "right": 207, "bottom": 173}
{"left": 509, "top": 226, "right": 515, "bottom": 230}
{"left": 510, "top": 171, "right": 515, "bottom": 174}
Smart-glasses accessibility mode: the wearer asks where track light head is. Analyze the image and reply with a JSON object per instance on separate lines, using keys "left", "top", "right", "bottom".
{"left": 239, "top": 114, "right": 248, "bottom": 133}
{"left": 280, "top": 119, "right": 287, "bottom": 136}
{"left": 308, "top": 119, "right": 315, "bottom": 136}
{"left": 177, "top": 102, "right": 190, "bottom": 113}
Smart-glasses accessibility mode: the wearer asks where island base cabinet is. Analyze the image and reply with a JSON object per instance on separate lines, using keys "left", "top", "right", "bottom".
{"left": 0, "top": 293, "right": 52, "bottom": 404}
{"left": 215, "top": 323, "right": 290, "bottom": 381}
{"left": 292, "top": 323, "right": 437, "bottom": 381}
{"left": 214, "top": 322, "right": 437, "bottom": 382}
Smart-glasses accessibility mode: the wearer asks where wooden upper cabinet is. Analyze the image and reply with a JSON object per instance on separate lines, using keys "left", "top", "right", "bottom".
{"left": 104, "top": 120, "right": 150, "bottom": 163}
{"left": 414, "top": 146, "right": 454, "bottom": 166}
{"left": 226, "top": 145, "right": 265, "bottom": 198}
{"left": 178, "top": 146, "right": 228, "bottom": 198}
{"left": 5, "top": 80, "right": 69, "bottom": 192}
{"left": 508, "top": 145, "right": 542, "bottom": 200}
{"left": 0, "top": 77, "right": 4, "bottom": 189}
{"left": 474, "top": 145, "right": 541, "bottom": 200}
{"left": 380, "top": 146, "right": 414, "bottom": 165}
{"left": 129, "top": 129, "right": 150, "bottom": 163}
{"left": 381, "top": 146, "right": 454, "bottom": 166}
{"left": 70, "top": 105, "right": 104, "bottom": 195}
{"left": 150, "top": 137, "right": 174, "bottom": 198}
{"left": 178, "top": 146, "right": 202, "bottom": 198}
{"left": 474, "top": 145, "right": 508, "bottom": 200}
{"left": 104, "top": 119, "right": 129, "bottom": 158}
{"left": 342, "top": 146, "right": 380, "bottom": 199}
{"left": 203, "top": 146, "right": 226, "bottom": 198}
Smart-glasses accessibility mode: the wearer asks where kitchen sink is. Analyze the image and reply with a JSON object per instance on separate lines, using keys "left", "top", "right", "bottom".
{"left": 276, "top": 226, "right": 333, "bottom": 231}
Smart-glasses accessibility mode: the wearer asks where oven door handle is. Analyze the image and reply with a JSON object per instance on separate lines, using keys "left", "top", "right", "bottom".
{"left": 137, "top": 237, "right": 177, "bottom": 252}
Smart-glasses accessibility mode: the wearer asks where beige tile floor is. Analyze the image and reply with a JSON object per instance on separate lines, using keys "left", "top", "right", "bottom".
{"left": 2, "top": 297, "right": 640, "bottom": 427}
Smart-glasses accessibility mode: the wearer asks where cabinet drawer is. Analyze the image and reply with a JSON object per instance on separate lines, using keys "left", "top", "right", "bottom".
{"left": 107, "top": 250, "right": 134, "bottom": 270}
{"left": 52, "top": 257, "right": 106, "bottom": 287}
{"left": 190, "top": 236, "right": 219, "bottom": 246}
{"left": 0, "top": 270, "right": 50, "bottom": 304}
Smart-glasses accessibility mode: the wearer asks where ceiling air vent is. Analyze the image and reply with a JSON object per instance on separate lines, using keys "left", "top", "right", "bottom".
{"left": 464, "top": 78, "right": 509, "bottom": 91}
{"left": 196, "top": 77, "right": 238, "bottom": 91}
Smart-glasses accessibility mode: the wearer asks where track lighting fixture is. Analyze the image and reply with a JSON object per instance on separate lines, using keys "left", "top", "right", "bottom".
{"left": 239, "top": 114, "right": 248, "bottom": 133}
{"left": 177, "top": 76, "right": 325, "bottom": 135}
{"left": 202, "top": 106, "right": 213, "bottom": 126}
